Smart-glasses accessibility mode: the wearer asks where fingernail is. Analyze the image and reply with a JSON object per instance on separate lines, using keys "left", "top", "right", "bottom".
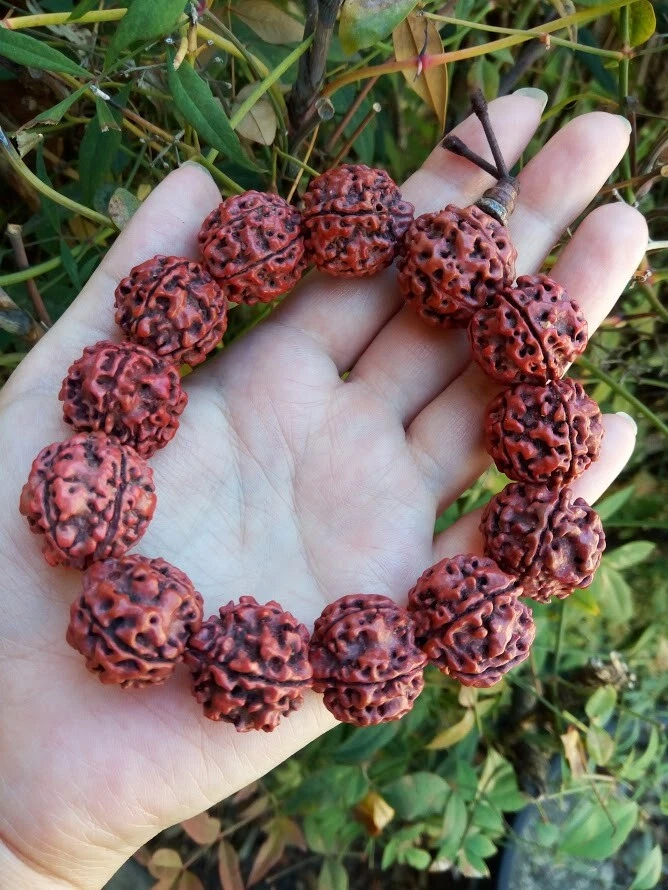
{"left": 179, "top": 159, "right": 215, "bottom": 179}
{"left": 614, "top": 114, "right": 633, "bottom": 134}
{"left": 513, "top": 87, "right": 548, "bottom": 113}
{"left": 616, "top": 411, "right": 637, "bottom": 434}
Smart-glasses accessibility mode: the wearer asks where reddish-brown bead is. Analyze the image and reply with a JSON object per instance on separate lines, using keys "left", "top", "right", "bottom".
{"left": 309, "top": 594, "right": 426, "bottom": 726}
{"left": 302, "top": 164, "right": 414, "bottom": 277}
{"left": 198, "top": 191, "right": 306, "bottom": 303}
{"left": 481, "top": 482, "right": 605, "bottom": 604}
{"left": 114, "top": 256, "right": 227, "bottom": 367}
{"left": 66, "top": 556, "right": 203, "bottom": 687}
{"left": 397, "top": 204, "right": 516, "bottom": 327}
{"left": 485, "top": 378, "right": 604, "bottom": 486}
{"left": 19, "top": 432, "right": 156, "bottom": 570}
{"left": 408, "top": 555, "right": 534, "bottom": 687}
{"left": 185, "top": 596, "right": 312, "bottom": 732}
{"left": 469, "top": 274, "right": 588, "bottom": 385}
{"left": 59, "top": 340, "right": 187, "bottom": 459}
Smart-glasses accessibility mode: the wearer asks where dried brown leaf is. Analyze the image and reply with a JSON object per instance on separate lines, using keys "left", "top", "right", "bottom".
{"left": 354, "top": 791, "right": 395, "bottom": 836}
{"left": 232, "top": 84, "right": 277, "bottom": 145}
{"left": 561, "top": 726, "right": 587, "bottom": 779}
{"left": 247, "top": 824, "right": 285, "bottom": 886}
{"left": 392, "top": 13, "right": 448, "bottom": 130}
{"left": 218, "top": 840, "right": 245, "bottom": 890}
{"left": 181, "top": 811, "right": 222, "bottom": 845}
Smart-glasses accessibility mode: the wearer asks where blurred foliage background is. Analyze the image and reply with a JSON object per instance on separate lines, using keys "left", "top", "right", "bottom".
{"left": 0, "top": 1, "right": 666, "bottom": 888}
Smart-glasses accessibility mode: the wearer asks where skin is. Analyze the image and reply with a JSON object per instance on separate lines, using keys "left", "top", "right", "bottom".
{"left": 0, "top": 94, "right": 648, "bottom": 889}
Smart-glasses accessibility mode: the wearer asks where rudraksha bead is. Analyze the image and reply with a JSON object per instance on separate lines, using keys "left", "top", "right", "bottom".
{"left": 185, "top": 596, "right": 312, "bottom": 732}
{"left": 66, "top": 556, "right": 203, "bottom": 687}
{"left": 59, "top": 340, "right": 187, "bottom": 459}
{"left": 469, "top": 274, "right": 588, "bottom": 384}
{"left": 485, "top": 378, "right": 604, "bottom": 485}
{"left": 114, "top": 256, "right": 227, "bottom": 367}
{"left": 19, "top": 432, "right": 156, "bottom": 570}
{"left": 408, "top": 555, "right": 534, "bottom": 687}
{"left": 308, "top": 594, "right": 426, "bottom": 726}
{"left": 301, "top": 164, "right": 414, "bottom": 277}
{"left": 397, "top": 204, "right": 516, "bottom": 327}
{"left": 198, "top": 191, "right": 306, "bottom": 303}
{"left": 480, "top": 482, "right": 605, "bottom": 603}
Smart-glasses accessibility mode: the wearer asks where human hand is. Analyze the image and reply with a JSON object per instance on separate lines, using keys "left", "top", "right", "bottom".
{"left": 0, "top": 93, "right": 647, "bottom": 889}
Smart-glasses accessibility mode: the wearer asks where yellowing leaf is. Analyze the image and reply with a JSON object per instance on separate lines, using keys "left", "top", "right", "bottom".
{"left": 235, "top": 1, "right": 304, "bottom": 44}
{"left": 354, "top": 791, "right": 395, "bottom": 836}
{"left": 108, "top": 187, "right": 141, "bottom": 230}
{"left": 339, "top": 0, "right": 417, "bottom": 54}
{"left": 148, "top": 848, "right": 182, "bottom": 879}
{"left": 392, "top": 14, "right": 448, "bottom": 130}
{"left": 427, "top": 709, "right": 475, "bottom": 750}
{"left": 561, "top": 726, "right": 587, "bottom": 779}
{"left": 232, "top": 84, "right": 277, "bottom": 145}
{"left": 628, "top": 0, "right": 656, "bottom": 47}
{"left": 15, "top": 130, "right": 43, "bottom": 159}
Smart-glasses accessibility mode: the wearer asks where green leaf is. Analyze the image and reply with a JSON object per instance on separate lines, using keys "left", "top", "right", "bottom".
{"left": 94, "top": 96, "right": 121, "bottom": 132}
{"left": 436, "top": 792, "right": 468, "bottom": 862}
{"left": 628, "top": 0, "right": 656, "bottom": 47}
{"left": 606, "top": 541, "right": 655, "bottom": 570}
{"left": 404, "top": 847, "right": 431, "bottom": 870}
{"left": 586, "top": 725, "right": 615, "bottom": 766}
{"left": 334, "top": 722, "right": 399, "bottom": 762}
{"left": 559, "top": 797, "right": 638, "bottom": 859}
{"left": 620, "top": 728, "right": 660, "bottom": 781}
{"left": 465, "top": 831, "right": 497, "bottom": 860}
{"left": 60, "top": 242, "right": 82, "bottom": 291}
{"left": 79, "top": 101, "right": 123, "bottom": 205}
{"left": 0, "top": 28, "right": 89, "bottom": 77}
{"left": 318, "top": 859, "right": 349, "bottom": 890}
{"left": 18, "top": 85, "right": 88, "bottom": 132}
{"left": 585, "top": 685, "right": 617, "bottom": 726}
{"left": 588, "top": 563, "right": 634, "bottom": 623}
{"left": 166, "top": 53, "right": 254, "bottom": 169}
{"left": 68, "top": 0, "right": 102, "bottom": 20}
{"left": 383, "top": 773, "right": 449, "bottom": 820}
{"left": 105, "top": 0, "right": 186, "bottom": 65}
{"left": 339, "top": 0, "right": 418, "bottom": 54}
{"left": 630, "top": 844, "right": 663, "bottom": 890}
{"left": 35, "top": 144, "right": 61, "bottom": 231}
{"left": 596, "top": 485, "right": 634, "bottom": 521}
{"left": 286, "top": 766, "right": 368, "bottom": 813}
{"left": 535, "top": 822, "right": 560, "bottom": 847}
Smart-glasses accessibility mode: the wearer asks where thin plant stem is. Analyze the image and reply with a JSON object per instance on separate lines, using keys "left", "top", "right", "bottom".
{"left": 0, "top": 128, "right": 112, "bottom": 227}
{"left": 0, "top": 229, "right": 114, "bottom": 288}
{"left": 322, "top": 0, "right": 635, "bottom": 98}
{"left": 6, "top": 225, "right": 51, "bottom": 327}
{"left": 576, "top": 354, "right": 668, "bottom": 437}
{"left": 442, "top": 134, "right": 500, "bottom": 178}
{"left": 274, "top": 147, "right": 319, "bottom": 178}
{"left": 424, "top": 11, "right": 626, "bottom": 60}
{"left": 326, "top": 75, "right": 379, "bottom": 151}
{"left": 287, "top": 124, "right": 319, "bottom": 202}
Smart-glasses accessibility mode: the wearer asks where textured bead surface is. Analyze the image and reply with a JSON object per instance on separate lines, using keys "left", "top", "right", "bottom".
{"left": 115, "top": 256, "right": 227, "bottom": 367}
{"left": 309, "top": 594, "right": 426, "bottom": 726}
{"left": 481, "top": 482, "right": 605, "bottom": 603}
{"left": 302, "top": 164, "right": 414, "bottom": 277}
{"left": 485, "top": 378, "right": 604, "bottom": 485}
{"left": 408, "top": 555, "right": 534, "bottom": 687}
{"left": 185, "top": 596, "right": 312, "bottom": 732}
{"left": 66, "top": 556, "right": 203, "bottom": 687}
{"left": 19, "top": 432, "right": 156, "bottom": 569}
{"left": 59, "top": 340, "right": 187, "bottom": 459}
{"left": 397, "top": 204, "right": 516, "bottom": 327}
{"left": 198, "top": 191, "right": 306, "bottom": 303}
{"left": 469, "top": 275, "right": 588, "bottom": 384}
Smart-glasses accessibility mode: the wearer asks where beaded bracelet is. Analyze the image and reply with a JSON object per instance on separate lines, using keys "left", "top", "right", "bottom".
{"left": 18, "top": 91, "right": 606, "bottom": 733}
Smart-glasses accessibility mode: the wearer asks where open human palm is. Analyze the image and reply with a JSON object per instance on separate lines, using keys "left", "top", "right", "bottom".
{"left": 0, "top": 94, "right": 647, "bottom": 889}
